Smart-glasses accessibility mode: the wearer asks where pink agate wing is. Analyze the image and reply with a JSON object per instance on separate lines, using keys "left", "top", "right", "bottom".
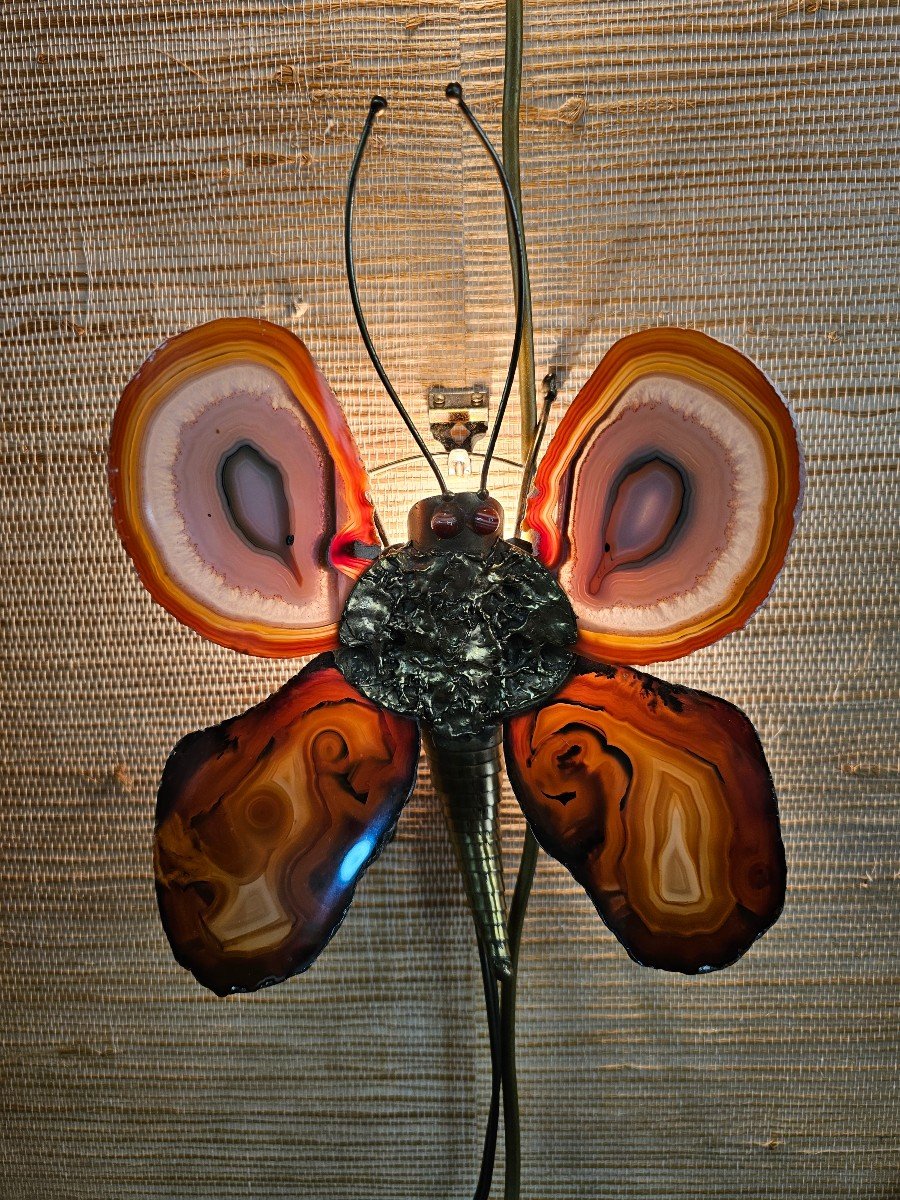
{"left": 108, "top": 319, "right": 377, "bottom": 657}
{"left": 527, "top": 328, "right": 803, "bottom": 664}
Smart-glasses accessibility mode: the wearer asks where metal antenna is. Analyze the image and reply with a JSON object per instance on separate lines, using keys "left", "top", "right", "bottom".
{"left": 445, "top": 82, "right": 526, "bottom": 495}
{"left": 345, "top": 96, "right": 450, "bottom": 496}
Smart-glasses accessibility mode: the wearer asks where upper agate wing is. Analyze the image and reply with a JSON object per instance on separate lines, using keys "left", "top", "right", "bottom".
{"left": 504, "top": 660, "right": 785, "bottom": 973}
{"left": 108, "top": 318, "right": 377, "bottom": 657}
{"left": 527, "top": 328, "right": 803, "bottom": 664}
{"left": 154, "top": 654, "right": 419, "bottom": 994}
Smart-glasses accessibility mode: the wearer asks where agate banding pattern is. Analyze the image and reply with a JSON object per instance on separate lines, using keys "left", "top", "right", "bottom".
{"left": 527, "top": 328, "right": 803, "bottom": 664}
{"left": 108, "top": 319, "right": 377, "bottom": 656}
{"left": 505, "top": 660, "right": 786, "bottom": 973}
{"left": 154, "top": 655, "right": 420, "bottom": 994}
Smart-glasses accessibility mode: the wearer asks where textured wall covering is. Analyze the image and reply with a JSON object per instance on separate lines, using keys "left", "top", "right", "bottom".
{"left": 1, "top": 1, "right": 898, "bottom": 1197}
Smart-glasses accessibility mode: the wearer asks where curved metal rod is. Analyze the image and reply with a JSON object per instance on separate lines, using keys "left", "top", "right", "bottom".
{"left": 513, "top": 372, "right": 558, "bottom": 538}
{"left": 372, "top": 506, "right": 390, "bottom": 547}
{"left": 503, "top": 387, "right": 554, "bottom": 1200}
{"left": 345, "top": 96, "right": 450, "bottom": 496}
{"left": 368, "top": 451, "right": 525, "bottom": 480}
{"left": 445, "top": 83, "right": 526, "bottom": 496}
{"left": 500, "top": 827, "right": 537, "bottom": 1200}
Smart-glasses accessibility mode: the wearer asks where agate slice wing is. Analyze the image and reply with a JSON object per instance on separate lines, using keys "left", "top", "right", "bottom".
{"left": 527, "top": 328, "right": 803, "bottom": 663}
{"left": 108, "top": 319, "right": 377, "bottom": 656}
{"left": 504, "top": 660, "right": 785, "bottom": 973}
{"left": 154, "top": 654, "right": 419, "bottom": 994}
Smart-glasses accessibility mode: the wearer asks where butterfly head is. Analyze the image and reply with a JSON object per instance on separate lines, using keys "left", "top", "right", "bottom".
{"left": 407, "top": 492, "right": 504, "bottom": 555}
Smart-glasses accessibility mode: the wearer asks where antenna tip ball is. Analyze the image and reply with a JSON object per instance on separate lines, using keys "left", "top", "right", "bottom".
{"left": 370, "top": 95, "right": 388, "bottom": 114}
{"left": 445, "top": 81, "right": 463, "bottom": 102}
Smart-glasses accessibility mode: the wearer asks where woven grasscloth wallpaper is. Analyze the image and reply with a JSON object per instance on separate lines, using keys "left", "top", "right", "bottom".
{"left": 2, "top": 1, "right": 897, "bottom": 1197}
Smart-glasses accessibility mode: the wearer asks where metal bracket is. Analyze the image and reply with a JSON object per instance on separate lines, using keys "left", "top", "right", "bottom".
{"left": 428, "top": 384, "right": 489, "bottom": 477}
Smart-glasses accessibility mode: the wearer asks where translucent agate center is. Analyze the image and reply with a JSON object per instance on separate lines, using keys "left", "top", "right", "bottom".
{"left": 146, "top": 361, "right": 342, "bottom": 627}
{"left": 564, "top": 372, "right": 765, "bottom": 637}
{"left": 588, "top": 455, "right": 689, "bottom": 594}
{"left": 526, "top": 328, "right": 803, "bottom": 664}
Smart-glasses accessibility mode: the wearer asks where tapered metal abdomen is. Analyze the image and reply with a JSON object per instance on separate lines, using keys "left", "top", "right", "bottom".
{"left": 423, "top": 727, "right": 511, "bottom": 980}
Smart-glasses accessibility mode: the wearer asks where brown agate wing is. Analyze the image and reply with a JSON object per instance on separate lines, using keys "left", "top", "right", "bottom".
{"left": 504, "top": 660, "right": 785, "bottom": 973}
{"left": 527, "top": 328, "right": 804, "bottom": 664}
{"left": 108, "top": 319, "right": 377, "bottom": 657}
{"left": 154, "top": 654, "right": 419, "bottom": 994}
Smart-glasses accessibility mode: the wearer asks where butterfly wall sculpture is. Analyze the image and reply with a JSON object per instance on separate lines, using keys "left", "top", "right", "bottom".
{"left": 108, "top": 86, "right": 803, "bottom": 1193}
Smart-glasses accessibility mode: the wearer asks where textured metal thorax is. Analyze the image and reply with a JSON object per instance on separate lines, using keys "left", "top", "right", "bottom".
{"left": 336, "top": 492, "right": 577, "bottom": 740}
{"left": 336, "top": 492, "right": 577, "bottom": 979}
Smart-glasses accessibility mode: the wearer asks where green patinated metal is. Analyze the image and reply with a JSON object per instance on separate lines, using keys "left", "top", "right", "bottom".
{"left": 337, "top": 506, "right": 576, "bottom": 985}
{"left": 336, "top": 538, "right": 575, "bottom": 739}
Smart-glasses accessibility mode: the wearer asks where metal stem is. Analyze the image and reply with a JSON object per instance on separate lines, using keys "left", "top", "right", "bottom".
{"left": 500, "top": 826, "right": 539, "bottom": 1200}
{"left": 502, "top": 0, "right": 538, "bottom": 458}
{"left": 500, "top": 391, "right": 554, "bottom": 1200}
{"left": 344, "top": 96, "right": 450, "bottom": 496}
{"left": 500, "top": 4, "right": 540, "bottom": 1193}
{"left": 474, "top": 936, "right": 503, "bottom": 1200}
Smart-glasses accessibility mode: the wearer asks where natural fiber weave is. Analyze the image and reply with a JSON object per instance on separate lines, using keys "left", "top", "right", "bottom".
{"left": 1, "top": 2, "right": 898, "bottom": 1197}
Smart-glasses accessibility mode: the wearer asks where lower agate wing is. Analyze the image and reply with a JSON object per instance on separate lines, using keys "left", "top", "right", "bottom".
{"left": 154, "top": 654, "right": 419, "bottom": 995}
{"left": 504, "top": 660, "right": 785, "bottom": 973}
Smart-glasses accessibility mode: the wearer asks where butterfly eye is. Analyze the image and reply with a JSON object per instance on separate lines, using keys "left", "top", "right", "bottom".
{"left": 471, "top": 503, "right": 501, "bottom": 536}
{"left": 430, "top": 508, "right": 461, "bottom": 539}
